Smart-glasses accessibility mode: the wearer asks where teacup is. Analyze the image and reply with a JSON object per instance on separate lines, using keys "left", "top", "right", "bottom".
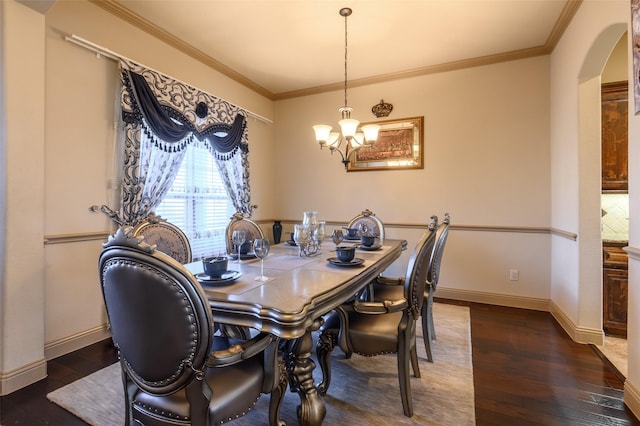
{"left": 336, "top": 246, "right": 356, "bottom": 262}
{"left": 344, "top": 228, "right": 359, "bottom": 239}
{"left": 360, "top": 235, "right": 375, "bottom": 247}
{"left": 203, "top": 256, "right": 228, "bottom": 278}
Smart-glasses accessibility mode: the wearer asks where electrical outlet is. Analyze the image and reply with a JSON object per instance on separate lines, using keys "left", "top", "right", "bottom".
{"left": 509, "top": 269, "right": 519, "bottom": 281}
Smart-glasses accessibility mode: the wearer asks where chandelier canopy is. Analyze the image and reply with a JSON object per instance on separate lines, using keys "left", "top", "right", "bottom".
{"left": 312, "top": 7, "right": 380, "bottom": 170}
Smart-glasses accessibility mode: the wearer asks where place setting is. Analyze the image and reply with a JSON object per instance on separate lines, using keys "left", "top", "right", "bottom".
{"left": 326, "top": 230, "right": 365, "bottom": 268}
{"left": 196, "top": 256, "right": 242, "bottom": 286}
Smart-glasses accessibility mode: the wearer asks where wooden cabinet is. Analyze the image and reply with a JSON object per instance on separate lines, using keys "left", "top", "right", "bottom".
{"left": 601, "top": 81, "right": 628, "bottom": 191}
{"left": 603, "top": 242, "right": 628, "bottom": 337}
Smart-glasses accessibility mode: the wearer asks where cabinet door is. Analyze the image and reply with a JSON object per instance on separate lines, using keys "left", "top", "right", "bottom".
{"left": 601, "top": 81, "right": 628, "bottom": 191}
{"left": 603, "top": 267, "right": 628, "bottom": 337}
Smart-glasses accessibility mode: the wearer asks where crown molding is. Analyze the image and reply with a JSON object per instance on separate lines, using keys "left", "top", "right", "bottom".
{"left": 89, "top": 0, "right": 273, "bottom": 99}
{"left": 90, "top": 0, "right": 581, "bottom": 102}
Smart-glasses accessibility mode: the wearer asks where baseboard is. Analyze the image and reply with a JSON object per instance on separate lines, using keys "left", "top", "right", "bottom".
{"left": 44, "top": 324, "right": 111, "bottom": 360}
{"left": 436, "top": 287, "right": 551, "bottom": 311}
{"left": 624, "top": 379, "right": 640, "bottom": 420}
{"left": 549, "top": 301, "right": 604, "bottom": 345}
{"left": 0, "top": 358, "right": 47, "bottom": 396}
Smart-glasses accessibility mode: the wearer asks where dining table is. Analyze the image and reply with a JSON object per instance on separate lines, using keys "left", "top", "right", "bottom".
{"left": 185, "top": 238, "right": 406, "bottom": 426}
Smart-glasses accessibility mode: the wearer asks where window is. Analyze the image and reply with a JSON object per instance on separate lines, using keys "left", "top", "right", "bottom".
{"left": 155, "top": 140, "right": 235, "bottom": 260}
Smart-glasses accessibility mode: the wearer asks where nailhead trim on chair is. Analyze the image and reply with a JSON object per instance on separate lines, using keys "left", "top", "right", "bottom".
{"left": 216, "top": 396, "right": 260, "bottom": 425}
{"left": 134, "top": 401, "right": 189, "bottom": 421}
{"left": 356, "top": 351, "right": 396, "bottom": 357}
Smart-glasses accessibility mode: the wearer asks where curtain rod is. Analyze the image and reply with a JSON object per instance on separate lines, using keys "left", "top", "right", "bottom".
{"left": 64, "top": 34, "right": 273, "bottom": 125}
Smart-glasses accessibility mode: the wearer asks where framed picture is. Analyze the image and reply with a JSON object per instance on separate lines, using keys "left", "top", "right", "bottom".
{"left": 348, "top": 116, "right": 424, "bottom": 172}
{"left": 632, "top": 0, "right": 640, "bottom": 114}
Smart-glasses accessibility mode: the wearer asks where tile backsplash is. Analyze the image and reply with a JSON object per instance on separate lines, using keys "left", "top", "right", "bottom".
{"left": 602, "top": 193, "right": 629, "bottom": 241}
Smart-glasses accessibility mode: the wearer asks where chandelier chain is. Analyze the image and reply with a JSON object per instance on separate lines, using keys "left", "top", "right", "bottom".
{"left": 343, "top": 9, "right": 348, "bottom": 108}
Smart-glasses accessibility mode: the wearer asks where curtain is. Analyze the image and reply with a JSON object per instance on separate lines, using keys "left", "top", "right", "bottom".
{"left": 93, "top": 59, "right": 253, "bottom": 227}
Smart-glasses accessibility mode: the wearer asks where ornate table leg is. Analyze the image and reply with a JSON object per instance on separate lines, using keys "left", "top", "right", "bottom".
{"left": 284, "top": 318, "right": 326, "bottom": 426}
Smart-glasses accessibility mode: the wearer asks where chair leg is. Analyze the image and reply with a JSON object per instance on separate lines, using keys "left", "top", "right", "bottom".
{"left": 428, "top": 289, "right": 436, "bottom": 340}
{"left": 397, "top": 336, "right": 414, "bottom": 417}
{"left": 422, "top": 291, "right": 435, "bottom": 363}
{"left": 269, "top": 355, "right": 288, "bottom": 426}
{"left": 410, "top": 342, "right": 421, "bottom": 378}
{"left": 316, "top": 328, "right": 338, "bottom": 396}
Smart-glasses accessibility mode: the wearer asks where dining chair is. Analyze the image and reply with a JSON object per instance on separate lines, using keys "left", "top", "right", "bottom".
{"left": 347, "top": 208, "right": 385, "bottom": 243}
{"left": 371, "top": 213, "right": 450, "bottom": 362}
{"left": 132, "top": 212, "right": 192, "bottom": 264}
{"left": 225, "top": 211, "right": 265, "bottom": 255}
{"left": 315, "top": 219, "right": 439, "bottom": 418}
{"left": 98, "top": 227, "right": 287, "bottom": 426}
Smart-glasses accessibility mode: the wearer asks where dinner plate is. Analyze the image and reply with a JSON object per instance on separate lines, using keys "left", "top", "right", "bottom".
{"left": 195, "top": 271, "right": 242, "bottom": 286}
{"left": 358, "top": 244, "right": 382, "bottom": 251}
{"left": 327, "top": 257, "right": 365, "bottom": 267}
{"left": 228, "top": 253, "right": 257, "bottom": 261}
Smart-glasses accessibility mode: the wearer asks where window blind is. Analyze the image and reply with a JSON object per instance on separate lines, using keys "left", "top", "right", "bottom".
{"left": 156, "top": 140, "right": 235, "bottom": 260}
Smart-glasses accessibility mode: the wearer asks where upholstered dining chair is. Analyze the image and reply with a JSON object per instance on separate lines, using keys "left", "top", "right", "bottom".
{"left": 316, "top": 218, "right": 439, "bottom": 418}
{"left": 371, "top": 213, "right": 450, "bottom": 362}
{"left": 98, "top": 227, "right": 286, "bottom": 426}
{"left": 225, "top": 211, "right": 265, "bottom": 256}
{"left": 132, "top": 212, "right": 192, "bottom": 264}
{"left": 347, "top": 208, "right": 385, "bottom": 243}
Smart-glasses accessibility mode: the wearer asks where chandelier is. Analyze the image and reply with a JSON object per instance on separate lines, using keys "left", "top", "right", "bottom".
{"left": 313, "top": 7, "right": 380, "bottom": 170}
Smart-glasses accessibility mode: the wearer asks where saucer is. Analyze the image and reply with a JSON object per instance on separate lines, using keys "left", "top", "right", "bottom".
{"left": 358, "top": 244, "right": 382, "bottom": 251}
{"left": 196, "top": 271, "right": 242, "bottom": 286}
{"left": 327, "top": 257, "right": 365, "bottom": 267}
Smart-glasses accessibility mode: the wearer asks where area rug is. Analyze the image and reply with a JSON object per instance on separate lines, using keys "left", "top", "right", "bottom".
{"left": 48, "top": 303, "right": 474, "bottom": 425}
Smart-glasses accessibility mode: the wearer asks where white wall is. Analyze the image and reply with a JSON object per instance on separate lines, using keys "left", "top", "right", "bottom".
{"left": 549, "top": 0, "right": 639, "bottom": 417}
{"left": 274, "top": 56, "right": 552, "bottom": 306}
{"left": 0, "top": 0, "right": 47, "bottom": 395}
{"left": 0, "top": 0, "right": 276, "bottom": 393}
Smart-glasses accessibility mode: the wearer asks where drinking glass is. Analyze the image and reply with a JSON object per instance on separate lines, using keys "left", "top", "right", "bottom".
{"left": 303, "top": 211, "right": 318, "bottom": 234}
{"left": 253, "top": 238, "right": 270, "bottom": 281}
{"left": 315, "top": 221, "right": 326, "bottom": 248}
{"left": 294, "top": 224, "right": 311, "bottom": 256}
{"left": 231, "top": 230, "right": 246, "bottom": 263}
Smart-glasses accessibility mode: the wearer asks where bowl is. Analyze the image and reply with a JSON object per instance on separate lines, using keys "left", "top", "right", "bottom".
{"left": 360, "top": 235, "right": 375, "bottom": 247}
{"left": 336, "top": 247, "right": 356, "bottom": 262}
{"left": 203, "top": 256, "right": 228, "bottom": 278}
{"left": 239, "top": 241, "right": 252, "bottom": 254}
{"left": 344, "top": 228, "right": 359, "bottom": 239}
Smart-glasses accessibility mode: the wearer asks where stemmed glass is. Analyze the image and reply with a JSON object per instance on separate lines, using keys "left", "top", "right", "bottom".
{"left": 253, "top": 238, "right": 270, "bottom": 281}
{"left": 332, "top": 229, "right": 344, "bottom": 246}
{"left": 231, "top": 230, "right": 246, "bottom": 263}
{"left": 315, "top": 222, "right": 326, "bottom": 248}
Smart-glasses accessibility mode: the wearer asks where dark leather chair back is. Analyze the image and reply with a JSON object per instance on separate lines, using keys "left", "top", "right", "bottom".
{"left": 99, "top": 227, "right": 212, "bottom": 395}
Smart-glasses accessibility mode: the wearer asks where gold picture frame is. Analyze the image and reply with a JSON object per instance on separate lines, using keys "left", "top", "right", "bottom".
{"left": 633, "top": 0, "right": 640, "bottom": 114}
{"left": 347, "top": 116, "right": 424, "bottom": 172}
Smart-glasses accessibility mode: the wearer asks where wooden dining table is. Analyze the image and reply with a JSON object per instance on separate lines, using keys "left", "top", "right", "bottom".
{"left": 185, "top": 238, "right": 405, "bottom": 426}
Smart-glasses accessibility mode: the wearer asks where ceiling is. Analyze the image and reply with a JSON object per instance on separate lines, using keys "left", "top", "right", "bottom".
{"left": 93, "top": 0, "right": 579, "bottom": 100}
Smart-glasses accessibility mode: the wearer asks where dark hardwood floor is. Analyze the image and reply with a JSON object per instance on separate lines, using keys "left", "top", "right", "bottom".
{"left": 1, "top": 300, "right": 638, "bottom": 425}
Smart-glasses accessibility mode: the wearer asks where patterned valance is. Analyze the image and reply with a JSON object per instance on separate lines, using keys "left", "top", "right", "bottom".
{"left": 120, "top": 62, "right": 248, "bottom": 161}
